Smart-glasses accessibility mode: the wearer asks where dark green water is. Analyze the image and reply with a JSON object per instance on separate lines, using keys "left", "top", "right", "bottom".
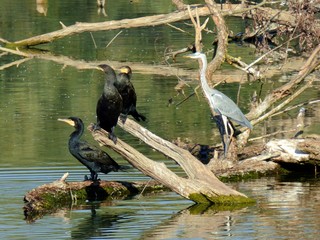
{"left": 1, "top": 1, "right": 320, "bottom": 239}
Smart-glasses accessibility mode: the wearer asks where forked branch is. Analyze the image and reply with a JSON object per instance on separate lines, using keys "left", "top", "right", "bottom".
{"left": 89, "top": 119, "right": 252, "bottom": 204}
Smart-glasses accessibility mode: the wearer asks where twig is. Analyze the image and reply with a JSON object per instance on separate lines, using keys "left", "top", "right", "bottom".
{"left": 166, "top": 23, "right": 192, "bottom": 35}
{"left": 59, "top": 172, "right": 69, "bottom": 182}
{"left": 137, "top": 179, "right": 152, "bottom": 199}
{"left": 270, "top": 99, "right": 320, "bottom": 118}
{"left": 175, "top": 91, "right": 196, "bottom": 107}
{"left": 0, "top": 58, "right": 30, "bottom": 71}
{"left": 187, "top": 5, "right": 209, "bottom": 52}
{"left": 252, "top": 77, "right": 315, "bottom": 126}
{"left": 59, "top": 21, "right": 67, "bottom": 29}
{"left": 245, "top": 34, "right": 302, "bottom": 70}
{"left": 249, "top": 129, "right": 297, "bottom": 142}
{"left": 105, "top": 30, "right": 123, "bottom": 48}
{"left": 0, "top": 46, "right": 31, "bottom": 58}
{"left": 0, "top": 37, "right": 10, "bottom": 44}
{"left": 90, "top": 32, "right": 97, "bottom": 49}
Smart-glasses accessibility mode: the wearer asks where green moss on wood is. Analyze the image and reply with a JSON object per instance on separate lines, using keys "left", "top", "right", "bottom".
{"left": 189, "top": 193, "right": 255, "bottom": 205}
{"left": 218, "top": 168, "right": 284, "bottom": 182}
{"left": 24, "top": 180, "right": 169, "bottom": 222}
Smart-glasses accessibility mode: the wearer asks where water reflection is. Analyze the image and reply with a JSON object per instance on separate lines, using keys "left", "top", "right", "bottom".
{"left": 1, "top": 0, "right": 320, "bottom": 239}
{"left": 71, "top": 204, "right": 122, "bottom": 239}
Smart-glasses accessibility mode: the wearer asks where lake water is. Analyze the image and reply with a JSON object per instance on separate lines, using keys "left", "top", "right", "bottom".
{"left": 1, "top": 1, "right": 320, "bottom": 239}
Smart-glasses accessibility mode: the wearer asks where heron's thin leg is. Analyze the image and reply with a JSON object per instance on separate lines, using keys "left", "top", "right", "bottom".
{"left": 222, "top": 115, "right": 229, "bottom": 157}
{"left": 227, "top": 121, "right": 234, "bottom": 153}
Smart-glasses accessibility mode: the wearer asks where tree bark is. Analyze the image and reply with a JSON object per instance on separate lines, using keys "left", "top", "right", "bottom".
{"left": 88, "top": 119, "right": 252, "bottom": 204}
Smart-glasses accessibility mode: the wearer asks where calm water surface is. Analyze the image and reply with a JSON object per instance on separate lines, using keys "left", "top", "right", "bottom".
{"left": 1, "top": 1, "right": 320, "bottom": 239}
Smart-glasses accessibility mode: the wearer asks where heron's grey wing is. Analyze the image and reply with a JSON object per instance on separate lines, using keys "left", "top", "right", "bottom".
{"left": 210, "top": 90, "right": 252, "bottom": 128}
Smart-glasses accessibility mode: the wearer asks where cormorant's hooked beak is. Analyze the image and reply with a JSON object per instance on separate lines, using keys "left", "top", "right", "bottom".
{"left": 119, "top": 67, "right": 130, "bottom": 74}
{"left": 58, "top": 118, "right": 75, "bottom": 127}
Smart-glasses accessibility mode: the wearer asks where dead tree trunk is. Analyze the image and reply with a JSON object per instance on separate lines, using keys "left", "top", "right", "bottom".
{"left": 89, "top": 119, "right": 253, "bottom": 204}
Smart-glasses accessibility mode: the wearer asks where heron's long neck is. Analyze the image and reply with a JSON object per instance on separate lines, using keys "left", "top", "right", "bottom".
{"left": 198, "top": 56, "right": 212, "bottom": 98}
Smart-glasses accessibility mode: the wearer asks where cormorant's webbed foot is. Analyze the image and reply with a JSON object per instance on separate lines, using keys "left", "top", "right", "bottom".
{"left": 84, "top": 172, "right": 99, "bottom": 181}
{"left": 120, "top": 114, "right": 128, "bottom": 124}
{"left": 93, "top": 124, "right": 101, "bottom": 131}
{"left": 108, "top": 132, "right": 117, "bottom": 144}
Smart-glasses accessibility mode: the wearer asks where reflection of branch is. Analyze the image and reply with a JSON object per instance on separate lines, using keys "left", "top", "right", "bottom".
{"left": 141, "top": 205, "right": 249, "bottom": 239}
{"left": 0, "top": 58, "right": 30, "bottom": 71}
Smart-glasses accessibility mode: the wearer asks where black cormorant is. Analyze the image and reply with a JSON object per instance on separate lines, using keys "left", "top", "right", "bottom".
{"left": 115, "top": 66, "right": 146, "bottom": 123}
{"left": 58, "top": 117, "right": 122, "bottom": 181}
{"left": 96, "top": 64, "right": 123, "bottom": 144}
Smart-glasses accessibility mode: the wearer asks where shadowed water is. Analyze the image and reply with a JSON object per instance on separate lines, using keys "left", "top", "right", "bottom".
{"left": 1, "top": 0, "right": 320, "bottom": 239}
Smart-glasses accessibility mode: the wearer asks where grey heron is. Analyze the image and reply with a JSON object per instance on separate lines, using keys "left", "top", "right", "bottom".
{"left": 185, "top": 52, "right": 252, "bottom": 155}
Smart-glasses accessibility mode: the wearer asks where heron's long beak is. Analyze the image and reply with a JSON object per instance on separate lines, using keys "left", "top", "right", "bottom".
{"left": 183, "top": 52, "right": 201, "bottom": 59}
{"left": 58, "top": 118, "right": 75, "bottom": 127}
{"left": 96, "top": 66, "right": 104, "bottom": 72}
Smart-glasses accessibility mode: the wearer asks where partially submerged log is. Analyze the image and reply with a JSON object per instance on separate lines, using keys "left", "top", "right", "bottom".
{"left": 23, "top": 173, "right": 169, "bottom": 222}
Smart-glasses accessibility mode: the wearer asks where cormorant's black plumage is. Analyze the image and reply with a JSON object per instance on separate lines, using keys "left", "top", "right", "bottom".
{"left": 96, "top": 64, "right": 123, "bottom": 143}
{"left": 115, "top": 66, "right": 146, "bottom": 123}
{"left": 58, "top": 117, "right": 121, "bottom": 181}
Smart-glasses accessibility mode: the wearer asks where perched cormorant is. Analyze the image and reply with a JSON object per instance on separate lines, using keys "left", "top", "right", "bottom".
{"left": 96, "top": 64, "right": 123, "bottom": 144}
{"left": 115, "top": 66, "right": 146, "bottom": 123}
{"left": 58, "top": 117, "right": 123, "bottom": 181}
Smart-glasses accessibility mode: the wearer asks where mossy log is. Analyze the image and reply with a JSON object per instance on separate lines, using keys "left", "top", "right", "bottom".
{"left": 23, "top": 173, "right": 169, "bottom": 222}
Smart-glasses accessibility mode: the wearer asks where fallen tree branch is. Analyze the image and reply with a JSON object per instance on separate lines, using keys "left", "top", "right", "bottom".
{"left": 247, "top": 44, "right": 320, "bottom": 121}
{"left": 4, "top": 3, "right": 303, "bottom": 48}
{"left": 89, "top": 119, "right": 253, "bottom": 204}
